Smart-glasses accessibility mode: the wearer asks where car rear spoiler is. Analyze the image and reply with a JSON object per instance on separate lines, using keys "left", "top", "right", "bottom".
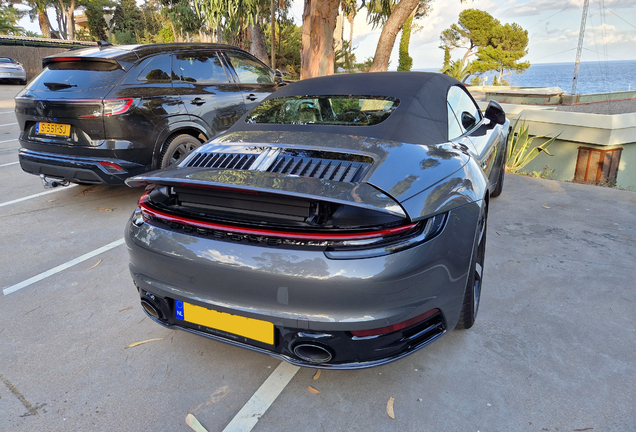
{"left": 125, "top": 167, "right": 408, "bottom": 219}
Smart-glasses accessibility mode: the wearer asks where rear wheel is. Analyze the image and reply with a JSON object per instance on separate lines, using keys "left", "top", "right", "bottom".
{"left": 160, "top": 134, "right": 201, "bottom": 169}
{"left": 456, "top": 202, "right": 488, "bottom": 330}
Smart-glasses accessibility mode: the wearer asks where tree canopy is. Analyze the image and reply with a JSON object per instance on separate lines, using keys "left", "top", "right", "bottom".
{"left": 440, "top": 8, "right": 530, "bottom": 84}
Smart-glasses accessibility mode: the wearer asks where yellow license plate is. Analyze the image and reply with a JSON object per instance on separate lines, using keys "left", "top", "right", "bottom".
{"left": 36, "top": 122, "right": 71, "bottom": 137}
{"left": 176, "top": 300, "right": 274, "bottom": 345}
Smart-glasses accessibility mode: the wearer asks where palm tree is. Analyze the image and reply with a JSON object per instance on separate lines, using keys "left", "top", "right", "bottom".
{"left": 440, "top": 59, "right": 473, "bottom": 83}
{"left": 26, "top": 0, "right": 53, "bottom": 38}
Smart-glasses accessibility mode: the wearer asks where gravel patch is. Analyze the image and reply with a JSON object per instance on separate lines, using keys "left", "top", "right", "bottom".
{"left": 556, "top": 98, "right": 636, "bottom": 115}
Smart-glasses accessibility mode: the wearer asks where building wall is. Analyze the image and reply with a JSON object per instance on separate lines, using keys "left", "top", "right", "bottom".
{"left": 510, "top": 110, "right": 636, "bottom": 190}
{"left": 0, "top": 46, "right": 71, "bottom": 80}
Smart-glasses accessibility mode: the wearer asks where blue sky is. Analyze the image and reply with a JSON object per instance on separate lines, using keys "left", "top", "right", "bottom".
{"left": 19, "top": 0, "right": 636, "bottom": 69}
{"left": 290, "top": 0, "right": 636, "bottom": 68}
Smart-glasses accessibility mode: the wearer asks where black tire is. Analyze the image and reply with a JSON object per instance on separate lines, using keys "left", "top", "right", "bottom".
{"left": 456, "top": 202, "right": 488, "bottom": 330}
{"left": 19, "top": 79, "right": 27, "bottom": 86}
{"left": 491, "top": 144, "right": 507, "bottom": 198}
{"left": 160, "top": 134, "right": 201, "bottom": 169}
{"left": 491, "top": 164, "right": 505, "bottom": 198}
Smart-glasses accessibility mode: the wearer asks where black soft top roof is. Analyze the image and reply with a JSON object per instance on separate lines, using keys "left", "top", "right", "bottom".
{"left": 231, "top": 72, "right": 463, "bottom": 145}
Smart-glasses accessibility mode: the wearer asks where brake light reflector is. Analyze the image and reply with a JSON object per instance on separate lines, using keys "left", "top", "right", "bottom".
{"left": 99, "top": 161, "right": 126, "bottom": 173}
{"left": 53, "top": 57, "right": 82, "bottom": 62}
{"left": 350, "top": 309, "right": 440, "bottom": 337}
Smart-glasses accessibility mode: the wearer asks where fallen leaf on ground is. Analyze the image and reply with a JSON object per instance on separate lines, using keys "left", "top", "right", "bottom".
{"left": 126, "top": 338, "right": 163, "bottom": 349}
{"left": 386, "top": 397, "right": 395, "bottom": 420}
{"left": 313, "top": 370, "right": 321, "bottom": 380}
{"left": 573, "top": 428, "right": 593, "bottom": 431}
{"left": 96, "top": 207, "right": 115, "bottom": 212}
{"left": 47, "top": 199, "right": 58, "bottom": 203}
{"left": 542, "top": 205, "right": 551, "bottom": 209}
{"left": 307, "top": 385, "right": 320, "bottom": 394}
{"left": 86, "top": 259, "right": 102, "bottom": 270}
{"left": 185, "top": 413, "right": 208, "bottom": 432}
{"left": 118, "top": 306, "right": 133, "bottom": 312}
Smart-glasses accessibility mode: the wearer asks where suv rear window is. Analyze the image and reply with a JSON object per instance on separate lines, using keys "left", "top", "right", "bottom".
{"left": 29, "top": 60, "right": 125, "bottom": 91}
{"left": 246, "top": 95, "right": 400, "bottom": 126}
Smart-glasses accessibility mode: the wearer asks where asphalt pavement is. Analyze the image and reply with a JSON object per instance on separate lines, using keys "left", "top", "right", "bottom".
{"left": 1, "top": 83, "right": 634, "bottom": 432}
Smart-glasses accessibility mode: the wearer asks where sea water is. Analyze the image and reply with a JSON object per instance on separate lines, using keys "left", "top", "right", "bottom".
{"left": 418, "top": 60, "right": 636, "bottom": 95}
{"left": 507, "top": 60, "right": 636, "bottom": 95}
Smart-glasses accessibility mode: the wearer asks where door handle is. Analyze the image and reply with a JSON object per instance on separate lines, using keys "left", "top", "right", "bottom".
{"left": 246, "top": 94, "right": 258, "bottom": 101}
{"left": 191, "top": 98, "right": 205, "bottom": 106}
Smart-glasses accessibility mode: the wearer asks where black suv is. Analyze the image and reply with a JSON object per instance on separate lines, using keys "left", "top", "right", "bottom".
{"left": 15, "top": 43, "right": 281, "bottom": 185}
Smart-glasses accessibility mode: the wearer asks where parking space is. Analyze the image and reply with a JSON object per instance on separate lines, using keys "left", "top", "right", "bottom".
{"left": 1, "top": 84, "right": 635, "bottom": 432}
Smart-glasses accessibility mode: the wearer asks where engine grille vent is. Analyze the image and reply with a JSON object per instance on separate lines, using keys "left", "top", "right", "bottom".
{"left": 268, "top": 156, "right": 369, "bottom": 183}
{"left": 185, "top": 152, "right": 257, "bottom": 170}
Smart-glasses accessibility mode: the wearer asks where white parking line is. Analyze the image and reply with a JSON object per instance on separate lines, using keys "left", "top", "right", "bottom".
{"left": 0, "top": 138, "right": 17, "bottom": 144}
{"left": 3, "top": 238, "right": 125, "bottom": 295}
{"left": 0, "top": 111, "right": 14, "bottom": 114}
{"left": 0, "top": 123, "right": 17, "bottom": 127}
{"left": 0, "top": 161, "right": 18, "bottom": 167}
{"left": 0, "top": 184, "right": 77, "bottom": 208}
{"left": 222, "top": 361, "right": 300, "bottom": 432}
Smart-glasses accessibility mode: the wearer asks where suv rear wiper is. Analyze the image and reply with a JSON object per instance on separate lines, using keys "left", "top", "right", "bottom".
{"left": 44, "top": 82, "right": 77, "bottom": 90}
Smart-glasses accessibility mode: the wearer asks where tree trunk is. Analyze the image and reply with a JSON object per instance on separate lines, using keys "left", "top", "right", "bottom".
{"left": 347, "top": 8, "right": 355, "bottom": 57}
{"left": 57, "top": 0, "right": 75, "bottom": 40}
{"left": 250, "top": 23, "right": 270, "bottom": 66}
{"left": 66, "top": 0, "right": 75, "bottom": 40}
{"left": 300, "top": 0, "right": 340, "bottom": 80}
{"left": 369, "top": 0, "right": 418, "bottom": 72}
{"left": 270, "top": 0, "right": 276, "bottom": 69}
{"left": 38, "top": 11, "right": 52, "bottom": 39}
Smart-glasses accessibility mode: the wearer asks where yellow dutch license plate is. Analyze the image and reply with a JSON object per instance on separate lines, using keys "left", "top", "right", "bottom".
{"left": 176, "top": 300, "right": 274, "bottom": 345}
{"left": 36, "top": 122, "right": 71, "bottom": 137}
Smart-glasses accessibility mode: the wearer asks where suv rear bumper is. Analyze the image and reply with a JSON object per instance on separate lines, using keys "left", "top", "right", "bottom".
{"left": 19, "top": 148, "right": 146, "bottom": 185}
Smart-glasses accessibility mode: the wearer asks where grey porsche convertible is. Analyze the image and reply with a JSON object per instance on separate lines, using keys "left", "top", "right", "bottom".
{"left": 124, "top": 72, "right": 509, "bottom": 369}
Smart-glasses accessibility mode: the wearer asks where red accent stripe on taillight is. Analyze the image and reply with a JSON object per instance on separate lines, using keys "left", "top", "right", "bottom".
{"left": 350, "top": 309, "right": 440, "bottom": 337}
{"left": 138, "top": 198, "right": 417, "bottom": 241}
{"left": 104, "top": 98, "right": 134, "bottom": 116}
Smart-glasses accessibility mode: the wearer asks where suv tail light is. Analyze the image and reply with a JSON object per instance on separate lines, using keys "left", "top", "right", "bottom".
{"left": 80, "top": 98, "right": 137, "bottom": 118}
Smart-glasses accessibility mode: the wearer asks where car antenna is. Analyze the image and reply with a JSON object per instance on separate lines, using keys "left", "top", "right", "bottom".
{"left": 97, "top": 41, "right": 113, "bottom": 50}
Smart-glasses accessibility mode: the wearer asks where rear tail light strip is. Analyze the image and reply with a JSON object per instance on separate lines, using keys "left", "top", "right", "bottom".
{"left": 137, "top": 193, "right": 418, "bottom": 242}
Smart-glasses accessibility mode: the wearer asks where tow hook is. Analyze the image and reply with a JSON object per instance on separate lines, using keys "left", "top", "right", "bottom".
{"left": 40, "top": 174, "right": 70, "bottom": 189}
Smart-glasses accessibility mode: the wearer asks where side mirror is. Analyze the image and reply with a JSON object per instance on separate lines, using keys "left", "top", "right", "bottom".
{"left": 274, "top": 69, "right": 283, "bottom": 84}
{"left": 485, "top": 100, "right": 506, "bottom": 125}
{"left": 461, "top": 111, "right": 477, "bottom": 130}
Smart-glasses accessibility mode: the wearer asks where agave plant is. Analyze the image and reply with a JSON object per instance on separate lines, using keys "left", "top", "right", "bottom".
{"left": 506, "top": 118, "right": 559, "bottom": 174}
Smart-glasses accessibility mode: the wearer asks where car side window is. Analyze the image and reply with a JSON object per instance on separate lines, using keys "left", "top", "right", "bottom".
{"left": 172, "top": 52, "right": 229, "bottom": 84}
{"left": 225, "top": 52, "right": 273, "bottom": 84}
{"left": 137, "top": 55, "right": 171, "bottom": 83}
{"left": 447, "top": 86, "right": 481, "bottom": 140}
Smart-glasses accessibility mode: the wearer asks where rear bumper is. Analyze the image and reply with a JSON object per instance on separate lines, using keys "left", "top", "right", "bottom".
{"left": 125, "top": 201, "right": 481, "bottom": 368}
{"left": 0, "top": 71, "right": 26, "bottom": 81}
{"left": 19, "top": 148, "right": 145, "bottom": 185}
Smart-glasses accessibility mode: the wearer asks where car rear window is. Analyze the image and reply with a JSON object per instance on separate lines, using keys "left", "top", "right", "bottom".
{"left": 29, "top": 60, "right": 125, "bottom": 91}
{"left": 246, "top": 95, "right": 400, "bottom": 126}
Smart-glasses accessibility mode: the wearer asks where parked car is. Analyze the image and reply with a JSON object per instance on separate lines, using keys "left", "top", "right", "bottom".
{"left": 124, "top": 72, "right": 509, "bottom": 369}
{"left": 14, "top": 43, "right": 282, "bottom": 185}
{"left": 0, "top": 57, "right": 27, "bottom": 85}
